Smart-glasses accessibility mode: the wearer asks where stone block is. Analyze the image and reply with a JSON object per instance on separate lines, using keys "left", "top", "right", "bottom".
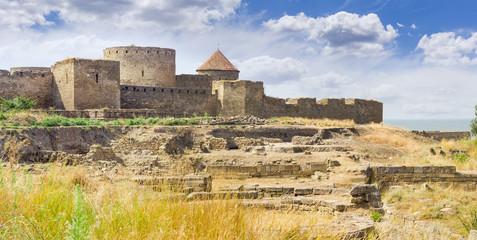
{"left": 350, "top": 184, "right": 378, "bottom": 196}
{"left": 294, "top": 187, "right": 314, "bottom": 196}
{"left": 313, "top": 187, "right": 333, "bottom": 195}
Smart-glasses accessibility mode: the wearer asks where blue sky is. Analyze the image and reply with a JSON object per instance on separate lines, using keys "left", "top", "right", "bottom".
{"left": 0, "top": 0, "right": 476, "bottom": 120}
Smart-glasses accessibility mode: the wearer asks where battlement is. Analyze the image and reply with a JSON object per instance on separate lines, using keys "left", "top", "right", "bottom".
{"left": 120, "top": 84, "right": 217, "bottom": 116}
{"left": 10, "top": 67, "right": 51, "bottom": 74}
{"left": 103, "top": 46, "right": 175, "bottom": 59}
{"left": 103, "top": 46, "right": 176, "bottom": 87}
{"left": 120, "top": 85, "right": 209, "bottom": 95}
{"left": 175, "top": 74, "right": 212, "bottom": 89}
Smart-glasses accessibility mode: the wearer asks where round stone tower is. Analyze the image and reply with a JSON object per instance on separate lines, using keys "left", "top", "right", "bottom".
{"left": 196, "top": 49, "right": 239, "bottom": 81}
{"left": 103, "top": 46, "right": 176, "bottom": 87}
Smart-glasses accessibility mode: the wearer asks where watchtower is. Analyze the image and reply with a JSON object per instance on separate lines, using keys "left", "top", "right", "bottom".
{"left": 103, "top": 46, "right": 176, "bottom": 87}
{"left": 196, "top": 49, "right": 239, "bottom": 81}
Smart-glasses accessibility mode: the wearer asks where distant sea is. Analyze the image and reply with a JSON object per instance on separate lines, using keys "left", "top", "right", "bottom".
{"left": 384, "top": 119, "right": 472, "bottom": 131}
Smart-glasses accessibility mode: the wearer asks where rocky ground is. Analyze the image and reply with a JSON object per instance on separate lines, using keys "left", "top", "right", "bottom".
{"left": 0, "top": 117, "right": 473, "bottom": 239}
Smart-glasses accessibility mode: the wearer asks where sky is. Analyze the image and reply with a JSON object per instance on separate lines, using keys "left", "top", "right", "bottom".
{"left": 1, "top": 0, "right": 477, "bottom": 120}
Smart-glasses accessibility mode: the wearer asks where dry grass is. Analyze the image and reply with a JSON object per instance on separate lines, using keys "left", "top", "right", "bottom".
{"left": 383, "top": 184, "right": 477, "bottom": 237}
{"left": 0, "top": 164, "right": 351, "bottom": 239}
{"left": 268, "top": 117, "right": 355, "bottom": 127}
{"left": 359, "top": 124, "right": 427, "bottom": 154}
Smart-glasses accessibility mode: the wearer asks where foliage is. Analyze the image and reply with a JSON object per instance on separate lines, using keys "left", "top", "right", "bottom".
{"left": 371, "top": 210, "right": 383, "bottom": 222}
{"left": 0, "top": 96, "right": 37, "bottom": 111}
{"left": 471, "top": 105, "right": 477, "bottom": 137}
{"left": 454, "top": 152, "right": 470, "bottom": 163}
{"left": 65, "top": 185, "right": 92, "bottom": 240}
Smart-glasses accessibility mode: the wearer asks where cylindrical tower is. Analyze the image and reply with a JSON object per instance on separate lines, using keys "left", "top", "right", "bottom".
{"left": 103, "top": 46, "right": 176, "bottom": 87}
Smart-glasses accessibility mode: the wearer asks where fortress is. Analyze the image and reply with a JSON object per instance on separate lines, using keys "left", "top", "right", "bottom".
{"left": 0, "top": 46, "right": 382, "bottom": 124}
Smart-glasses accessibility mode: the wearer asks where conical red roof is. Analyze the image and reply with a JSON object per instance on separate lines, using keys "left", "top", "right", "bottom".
{"left": 197, "top": 50, "right": 239, "bottom": 72}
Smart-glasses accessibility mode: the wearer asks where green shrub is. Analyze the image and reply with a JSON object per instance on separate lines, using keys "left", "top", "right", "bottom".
{"left": 454, "top": 152, "right": 470, "bottom": 163}
{"left": 1, "top": 96, "right": 37, "bottom": 111}
{"left": 42, "top": 116, "right": 71, "bottom": 127}
{"left": 371, "top": 210, "right": 383, "bottom": 222}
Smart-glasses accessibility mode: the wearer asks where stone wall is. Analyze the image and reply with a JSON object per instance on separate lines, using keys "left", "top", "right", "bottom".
{"left": 368, "top": 165, "right": 477, "bottom": 190}
{"left": 0, "top": 69, "right": 53, "bottom": 108}
{"left": 51, "top": 58, "right": 120, "bottom": 110}
{"left": 197, "top": 70, "right": 238, "bottom": 81}
{"left": 213, "top": 80, "right": 264, "bottom": 116}
{"left": 206, "top": 162, "right": 328, "bottom": 178}
{"left": 212, "top": 80, "right": 382, "bottom": 124}
{"left": 175, "top": 74, "right": 212, "bottom": 89}
{"left": 261, "top": 97, "right": 382, "bottom": 124}
{"left": 412, "top": 131, "right": 471, "bottom": 141}
{"left": 103, "top": 46, "right": 175, "bottom": 87}
{"left": 120, "top": 85, "right": 217, "bottom": 116}
{"left": 10, "top": 67, "right": 51, "bottom": 74}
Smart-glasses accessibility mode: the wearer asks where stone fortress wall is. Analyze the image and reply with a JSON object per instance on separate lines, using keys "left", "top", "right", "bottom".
{"left": 51, "top": 58, "right": 120, "bottom": 110}
{"left": 103, "top": 46, "right": 176, "bottom": 87}
{"left": 0, "top": 68, "right": 53, "bottom": 108}
{"left": 0, "top": 46, "right": 383, "bottom": 123}
{"left": 120, "top": 85, "right": 217, "bottom": 116}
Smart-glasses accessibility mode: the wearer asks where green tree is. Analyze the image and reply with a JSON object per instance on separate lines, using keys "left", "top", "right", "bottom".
{"left": 471, "top": 105, "right": 477, "bottom": 137}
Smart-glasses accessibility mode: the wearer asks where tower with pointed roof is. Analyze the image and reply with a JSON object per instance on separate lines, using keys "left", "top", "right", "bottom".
{"left": 196, "top": 49, "right": 239, "bottom": 81}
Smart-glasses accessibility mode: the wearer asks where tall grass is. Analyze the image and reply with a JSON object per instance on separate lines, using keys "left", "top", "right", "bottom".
{"left": 0, "top": 165, "right": 340, "bottom": 239}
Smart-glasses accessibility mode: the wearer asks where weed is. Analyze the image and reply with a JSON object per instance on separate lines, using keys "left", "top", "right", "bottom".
{"left": 65, "top": 185, "right": 91, "bottom": 240}
{"left": 454, "top": 152, "right": 470, "bottom": 163}
{"left": 371, "top": 210, "right": 383, "bottom": 222}
{"left": 459, "top": 209, "right": 477, "bottom": 233}
{"left": 0, "top": 96, "right": 37, "bottom": 111}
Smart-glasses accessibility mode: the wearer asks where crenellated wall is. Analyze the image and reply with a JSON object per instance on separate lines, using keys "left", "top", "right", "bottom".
{"left": 175, "top": 74, "right": 212, "bottom": 89}
{"left": 120, "top": 85, "right": 217, "bottom": 116}
{"left": 0, "top": 69, "right": 53, "bottom": 108}
{"left": 213, "top": 80, "right": 382, "bottom": 124}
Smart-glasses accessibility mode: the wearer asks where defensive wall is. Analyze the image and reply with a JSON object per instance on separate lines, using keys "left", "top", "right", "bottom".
{"left": 103, "top": 46, "right": 176, "bottom": 87}
{"left": 120, "top": 85, "right": 217, "bottom": 116}
{"left": 0, "top": 68, "right": 53, "bottom": 108}
{"left": 212, "top": 80, "right": 382, "bottom": 124}
{"left": 0, "top": 46, "right": 383, "bottom": 123}
{"left": 51, "top": 58, "right": 120, "bottom": 110}
{"left": 175, "top": 74, "right": 212, "bottom": 89}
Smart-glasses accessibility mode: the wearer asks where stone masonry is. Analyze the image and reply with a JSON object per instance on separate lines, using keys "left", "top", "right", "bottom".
{"left": 0, "top": 46, "right": 383, "bottom": 123}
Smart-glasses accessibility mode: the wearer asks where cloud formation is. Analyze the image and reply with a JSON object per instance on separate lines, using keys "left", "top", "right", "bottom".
{"left": 416, "top": 32, "right": 477, "bottom": 65}
{"left": 0, "top": 0, "right": 242, "bottom": 31}
{"left": 263, "top": 11, "right": 398, "bottom": 57}
{"left": 237, "top": 55, "right": 306, "bottom": 82}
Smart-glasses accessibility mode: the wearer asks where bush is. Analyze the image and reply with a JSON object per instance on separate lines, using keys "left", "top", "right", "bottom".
{"left": 454, "top": 152, "right": 470, "bottom": 163}
{"left": 471, "top": 105, "right": 477, "bottom": 137}
{"left": 42, "top": 115, "right": 71, "bottom": 127}
{"left": 371, "top": 210, "right": 383, "bottom": 222}
{"left": 1, "top": 96, "right": 37, "bottom": 111}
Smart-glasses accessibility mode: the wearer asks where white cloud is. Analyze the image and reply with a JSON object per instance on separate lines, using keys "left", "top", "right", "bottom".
{"left": 411, "top": 24, "right": 417, "bottom": 29}
{"left": 416, "top": 32, "right": 477, "bottom": 65}
{"left": 397, "top": 22, "right": 404, "bottom": 28}
{"left": 237, "top": 55, "right": 306, "bottom": 82}
{"left": 263, "top": 11, "right": 398, "bottom": 57}
{"left": 0, "top": 0, "right": 242, "bottom": 32}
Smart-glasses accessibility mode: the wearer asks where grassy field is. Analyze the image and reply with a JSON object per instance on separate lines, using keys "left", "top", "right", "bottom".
{"left": 0, "top": 165, "right": 351, "bottom": 240}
